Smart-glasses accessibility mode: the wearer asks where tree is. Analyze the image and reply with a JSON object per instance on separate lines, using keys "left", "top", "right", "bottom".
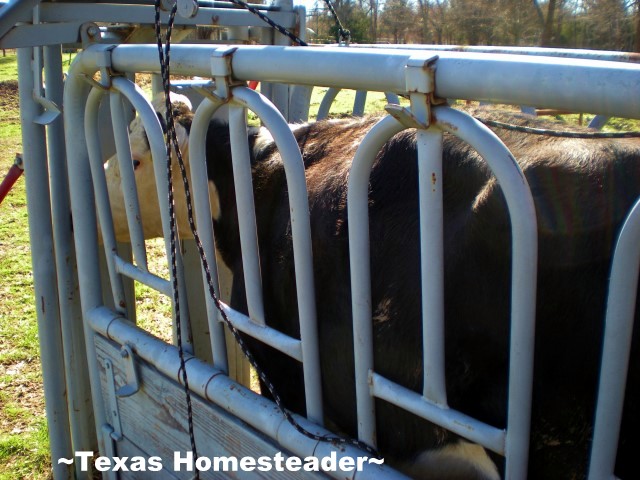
{"left": 380, "top": 0, "right": 415, "bottom": 43}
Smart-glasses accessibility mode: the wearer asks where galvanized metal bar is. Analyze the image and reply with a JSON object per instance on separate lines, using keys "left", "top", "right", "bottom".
{"left": 85, "top": 87, "right": 128, "bottom": 314}
{"left": 64, "top": 52, "right": 111, "bottom": 466}
{"left": 218, "top": 303, "right": 303, "bottom": 362}
{"left": 371, "top": 372, "right": 506, "bottom": 455}
{"left": 348, "top": 115, "right": 406, "bottom": 447}
{"left": 227, "top": 104, "right": 266, "bottom": 326}
{"left": 110, "top": 76, "right": 193, "bottom": 352}
{"left": 588, "top": 198, "right": 640, "bottom": 480}
{"left": 0, "top": 0, "right": 42, "bottom": 40}
{"left": 38, "top": 3, "right": 298, "bottom": 28}
{"left": 101, "top": 44, "right": 640, "bottom": 118}
{"left": 109, "top": 91, "right": 148, "bottom": 271}
{"left": 341, "top": 43, "right": 640, "bottom": 64}
{"left": 188, "top": 97, "right": 229, "bottom": 371}
{"left": 433, "top": 106, "right": 538, "bottom": 480}
{"left": 17, "top": 46, "right": 73, "bottom": 480}
{"left": 353, "top": 90, "right": 367, "bottom": 116}
{"left": 232, "top": 86, "right": 324, "bottom": 426}
{"left": 86, "top": 306, "right": 408, "bottom": 479}
{"left": 44, "top": 44, "right": 96, "bottom": 471}
{"left": 417, "top": 127, "right": 447, "bottom": 406}
{"left": 316, "top": 87, "right": 339, "bottom": 120}
{"left": 114, "top": 255, "right": 173, "bottom": 297}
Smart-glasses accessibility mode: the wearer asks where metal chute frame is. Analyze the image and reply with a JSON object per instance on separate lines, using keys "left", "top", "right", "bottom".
{"left": 53, "top": 41, "right": 640, "bottom": 479}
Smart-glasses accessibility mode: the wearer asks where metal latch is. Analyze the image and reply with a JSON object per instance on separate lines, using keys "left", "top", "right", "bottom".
{"left": 116, "top": 344, "right": 140, "bottom": 397}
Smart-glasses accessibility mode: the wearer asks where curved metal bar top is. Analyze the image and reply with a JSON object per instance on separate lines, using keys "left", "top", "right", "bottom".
{"left": 347, "top": 106, "right": 537, "bottom": 479}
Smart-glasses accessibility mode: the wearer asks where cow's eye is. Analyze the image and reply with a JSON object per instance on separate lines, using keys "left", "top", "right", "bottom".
{"left": 133, "top": 159, "right": 141, "bottom": 170}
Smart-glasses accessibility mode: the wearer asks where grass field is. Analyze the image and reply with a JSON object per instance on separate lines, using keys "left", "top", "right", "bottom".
{"left": 1, "top": 48, "right": 640, "bottom": 479}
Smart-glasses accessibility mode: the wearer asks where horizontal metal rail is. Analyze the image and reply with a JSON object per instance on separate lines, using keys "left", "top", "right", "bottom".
{"left": 66, "top": 43, "right": 640, "bottom": 119}
{"left": 87, "top": 306, "right": 408, "bottom": 480}
{"left": 341, "top": 44, "right": 640, "bottom": 64}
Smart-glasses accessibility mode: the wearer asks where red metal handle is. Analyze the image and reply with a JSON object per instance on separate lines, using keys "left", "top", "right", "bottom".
{"left": 0, "top": 163, "right": 24, "bottom": 205}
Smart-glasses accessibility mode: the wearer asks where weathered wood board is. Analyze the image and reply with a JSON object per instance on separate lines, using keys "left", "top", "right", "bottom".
{"left": 95, "top": 334, "right": 327, "bottom": 479}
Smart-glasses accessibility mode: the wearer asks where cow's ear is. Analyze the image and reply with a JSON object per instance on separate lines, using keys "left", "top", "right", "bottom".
{"left": 175, "top": 110, "right": 193, "bottom": 134}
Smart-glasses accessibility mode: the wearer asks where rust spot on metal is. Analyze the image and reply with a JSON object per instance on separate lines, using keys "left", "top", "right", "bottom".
{"left": 211, "top": 15, "right": 220, "bottom": 24}
{"left": 119, "top": 300, "right": 126, "bottom": 308}
{"left": 41, "top": 296, "right": 45, "bottom": 313}
{"left": 431, "top": 172, "right": 437, "bottom": 186}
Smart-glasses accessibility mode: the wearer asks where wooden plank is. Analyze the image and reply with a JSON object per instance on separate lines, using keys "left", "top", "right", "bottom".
{"left": 95, "top": 334, "right": 326, "bottom": 479}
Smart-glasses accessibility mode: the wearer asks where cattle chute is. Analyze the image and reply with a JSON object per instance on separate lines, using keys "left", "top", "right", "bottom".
{"left": 2, "top": 1, "right": 640, "bottom": 479}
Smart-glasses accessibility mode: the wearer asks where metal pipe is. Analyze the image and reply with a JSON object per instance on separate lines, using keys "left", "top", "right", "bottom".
{"left": 103, "top": 44, "right": 640, "bottom": 119}
{"left": 87, "top": 306, "right": 408, "bottom": 480}
{"left": 228, "top": 104, "right": 266, "bottom": 326}
{"left": 187, "top": 97, "right": 228, "bottom": 371}
{"left": 433, "top": 106, "right": 538, "bottom": 480}
{"left": 18, "top": 46, "right": 73, "bottom": 480}
{"left": 85, "top": 87, "right": 128, "bottom": 314}
{"left": 233, "top": 86, "right": 324, "bottom": 426}
{"left": 44, "top": 44, "right": 96, "bottom": 472}
{"left": 588, "top": 198, "right": 640, "bottom": 480}
{"left": 109, "top": 91, "right": 148, "bottom": 270}
{"left": 114, "top": 255, "right": 172, "bottom": 297}
{"left": 371, "top": 372, "right": 506, "bottom": 455}
{"left": 348, "top": 115, "right": 406, "bottom": 447}
{"left": 64, "top": 55, "right": 114, "bottom": 462}
{"left": 416, "top": 127, "right": 446, "bottom": 406}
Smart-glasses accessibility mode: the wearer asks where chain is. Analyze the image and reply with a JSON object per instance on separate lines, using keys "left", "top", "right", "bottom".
{"left": 153, "top": 0, "right": 379, "bottom": 460}
{"left": 154, "top": 2, "right": 199, "bottom": 475}
{"left": 480, "top": 118, "right": 640, "bottom": 138}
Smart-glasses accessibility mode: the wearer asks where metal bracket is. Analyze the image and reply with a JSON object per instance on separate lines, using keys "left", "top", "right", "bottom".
{"left": 384, "top": 104, "right": 429, "bottom": 130}
{"left": 404, "top": 54, "right": 445, "bottom": 129}
{"left": 100, "top": 424, "right": 120, "bottom": 480}
{"left": 79, "top": 44, "right": 118, "bottom": 91}
{"left": 80, "top": 22, "right": 102, "bottom": 49}
{"left": 104, "top": 359, "right": 124, "bottom": 440}
{"left": 116, "top": 344, "right": 140, "bottom": 397}
{"left": 211, "top": 47, "right": 243, "bottom": 101}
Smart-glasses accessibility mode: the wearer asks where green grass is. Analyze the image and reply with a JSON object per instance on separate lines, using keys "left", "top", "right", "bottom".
{"left": 0, "top": 50, "right": 52, "bottom": 480}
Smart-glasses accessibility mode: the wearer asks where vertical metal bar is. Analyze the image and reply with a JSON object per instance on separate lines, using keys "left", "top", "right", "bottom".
{"left": 433, "top": 107, "right": 537, "bottom": 479}
{"left": 271, "top": 0, "right": 294, "bottom": 120}
{"left": 348, "top": 115, "right": 405, "bottom": 446}
{"left": 588, "top": 198, "right": 640, "bottom": 480}
{"left": 417, "top": 128, "right": 447, "bottom": 406}
{"left": 353, "top": 90, "right": 367, "bottom": 116}
{"left": 44, "top": 44, "right": 96, "bottom": 473}
{"left": 17, "top": 46, "right": 73, "bottom": 480}
{"left": 316, "top": 87, "right": 339, "bottom": 120}
{"left": 64, "top": 53, "right": 108, "bottom": 465}
{"left": 233, "top": 87, "right": 323, "bottom": 425}
{"left": 189, "top": 98, "right": 229, "bottom": 371}
{"left": 228, "top": 104, "right": 266, "bottom": 326}
{"left": 85, "top": 88, "right": 128, "bottom": 313}
{"left": 109, "top": 91, "right": 148, "bottom": 270}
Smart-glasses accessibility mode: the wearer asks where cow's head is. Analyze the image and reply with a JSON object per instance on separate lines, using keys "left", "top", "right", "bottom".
{"left": 104, "top": 92, "right": 213, "bottom": 242}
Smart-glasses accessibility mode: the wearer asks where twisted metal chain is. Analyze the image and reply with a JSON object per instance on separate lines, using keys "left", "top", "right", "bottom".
{"left": 154, "top": 2, "right": 199, "bottom": 475}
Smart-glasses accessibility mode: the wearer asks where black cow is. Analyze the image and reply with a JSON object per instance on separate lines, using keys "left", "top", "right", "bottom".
{"left": 115, "top": 101, "right": 640, "bottom": 479}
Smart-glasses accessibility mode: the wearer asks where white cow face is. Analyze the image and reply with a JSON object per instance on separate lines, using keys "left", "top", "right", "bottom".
{"left": 104, "top": 93, "right": 198, "bottom": 242}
